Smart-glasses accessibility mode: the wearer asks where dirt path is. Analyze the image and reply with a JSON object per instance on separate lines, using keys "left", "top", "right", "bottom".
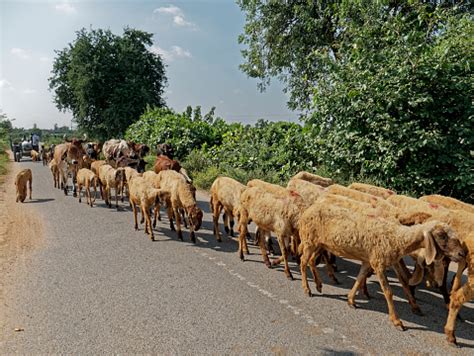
{"left": 0, "top": 156, "right": 44, "bottom": 337}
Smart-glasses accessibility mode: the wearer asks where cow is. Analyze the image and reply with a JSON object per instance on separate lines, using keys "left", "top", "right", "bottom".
{"left": 53, "top": 138, "right": 86, "bottom": 197}
{"left": 157, "top": 143, "right": 174, "bottom": 159}
{"left": 102, "top": 139, "right": 134, "bottom": 164}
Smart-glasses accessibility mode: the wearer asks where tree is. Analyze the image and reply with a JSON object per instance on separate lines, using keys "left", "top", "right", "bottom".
{"left": 49, "top": 27, "right": 167, "bottom": 140}
{"left": 306, "top": 4, "right": 473, "bottom": 201}
{"left": 237, "top": 0, "right": 470, "bottom": 111}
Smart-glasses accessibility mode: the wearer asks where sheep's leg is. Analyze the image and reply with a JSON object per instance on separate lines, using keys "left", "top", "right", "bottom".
{"left": 256, "top": 228, "right": 271, "bottom": 268}
{"left": 393, "top": 262, "right": 422, "bottom": 316}
{"left": 348, "top": 262, "right": 372, "bottom": 308}
{"left": 173, "top": 207, "right": 183, "bottom": 241}
{"left": 451, "top": 260, "right": 467, "bottom": 292}
{"left": 143, "top": 204, "right": 154, "bottom": 241}
{"left": 91, "top": 181, "right": 97, "bottom": 205}
{"left": 272, "top": 234, "right": 293, "bottom": 280}
{"left": 78, "top": 183, "right": 82, "bottom": 203}
{"left": 229, "top": 215, "right": 235, "bottom": 237}
{"left": 28, "top": 177, "right": 32, "bottom": 200}
{"left": 115, "top": 187, "right": 119, "bottom": 210}
{"left": 180, "top": 208, "right": 188, "bottom": 229}
{"left": 374, "top": 267, "right": 406, "bottom": 331}
{"left": 223, "top": 213, "right": 229, "bottom": 235}
{"left": 166, "top": 204, "right": 175, "bottom": 231}
{"left": 131, "top": 201, "right": 138, "bottom": 231}
{"left": 238, "top": 213, "right": 249, "bottom": 261}
{"left": 212, "top": 201, "right": 223, "bottom": 242}
{"left": 322, "top": 251, "right": 339, "bottom": 284}
{"left": 439, "top": 257, "right": 451, "bottom": 305}
{"left": 308, "top": 251, "right": 323, "bottom": 294}
{"left": 153, "top": 203, "right": 160, "bottom": 228}
{"left": 300, "top": 244, "right": 319, "bottom": 296}
{"left": 444, "top": 283, "right": 471, "bottom": 347}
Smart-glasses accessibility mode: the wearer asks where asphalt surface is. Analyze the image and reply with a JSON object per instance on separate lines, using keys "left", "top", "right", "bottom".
{"left": 1, "top": 160, "right": 473, "bottom": 354}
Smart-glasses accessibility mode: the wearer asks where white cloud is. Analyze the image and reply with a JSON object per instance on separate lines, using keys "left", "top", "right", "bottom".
{"left": 153, "top": 5, "right": 196, "bottom": 29}
{"left": 11, "top": 48, "right": 30, "bottom": 60}
{"left": 23, "top": 89, "right": 37, "bottom": 95}
{"left": 154, "top": 5, "right": 181, "bottom": 16}
{"left": 55, "top": 2, "right": 77, "bottom": 14}
{"left": 39, "top": 56, "right": 51, "bottom": 62}
{"left": 0, "top": 79, "right": 15, "bottom": 92}
{"left": 150, "top": 45, "right": 192, "bottom": 62}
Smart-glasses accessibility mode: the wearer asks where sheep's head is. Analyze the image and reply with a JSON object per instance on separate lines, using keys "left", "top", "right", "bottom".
{"left": 188, "top": 206, "right": 203, "bottom": 231}
{"left": 423, "top": 222, "right": 465, "bottom": 264}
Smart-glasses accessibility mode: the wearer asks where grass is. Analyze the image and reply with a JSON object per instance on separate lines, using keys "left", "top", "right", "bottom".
{"left": 0, "top": 139, "right": 9, "bottom": 176}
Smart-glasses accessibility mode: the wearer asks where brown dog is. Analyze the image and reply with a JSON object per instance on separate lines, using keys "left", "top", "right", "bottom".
{"left": 15, "top": 169, "right": 32, "bottom": 202}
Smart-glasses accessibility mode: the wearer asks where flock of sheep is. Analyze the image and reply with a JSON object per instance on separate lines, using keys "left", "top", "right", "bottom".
{"left": 14, "top": 143, "right": 473, "bottom": 348}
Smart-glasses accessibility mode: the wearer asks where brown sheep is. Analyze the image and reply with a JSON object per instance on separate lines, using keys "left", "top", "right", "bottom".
{"left": 49, "top": 159, "right": 60, "bottom": 189}
{"left": 348, "top": 182, "right": 396, "bottom": 199}
{"left": 15, "top": 169, "right": 32, "bottom": 203}
{"left": 419, "top": 194, "right": 474, "bottom": 215}
{"left": 128, "top": 176, "right": 170, "bottom": 241}
{"left": 154, "top": 170, "right": 203, "bottom": 243}
{"left": 210, "top": 176, "right": 246, "bottom": 241}
{"left": 77, "top": 168, "right": 99, "bottom": 207}
{"left": 30, "top": 149, "right": 39, "bottom": 162}
{"left": 98, "top": 164, "right": 125, "bottom": 209}
{"left": 444, "top": 232, "right": 474, "bottom": 346}
{"left": 298, "top": 202, "right": 465, "bottom": 330}
{"left": 238, "top": 186, "right": 308, "bottom": 280}
{"left": 291, "top": 171, "right": 334, "bottom": 187}
{"left": 91, "top": 160, "right": 107, "bottom": 199}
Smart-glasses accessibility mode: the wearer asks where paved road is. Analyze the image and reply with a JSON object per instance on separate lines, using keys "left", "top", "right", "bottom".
{"left": 1, "top": 161, "right": 473, "bottom": 354}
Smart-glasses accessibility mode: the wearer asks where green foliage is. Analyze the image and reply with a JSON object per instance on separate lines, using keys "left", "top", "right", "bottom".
{"left": 238, "top": 0, "right": 469, "bottom": 111}
{"left": 49, "top": 27, "right": 167, "bottom": 140}
{"left": 305, "top": 4, "right": 473, "bottom": 202}
{"left": 125, "top": 107, "right": 227, "bottom": 159}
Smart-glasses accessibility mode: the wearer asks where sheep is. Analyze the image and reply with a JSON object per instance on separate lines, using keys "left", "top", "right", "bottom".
{"left": 91, "top": 160, "right": 107, "bottom": 198}
{"left": 153, "top": 170, "right": 203, "bottom": 243}
{"left": 49, "top": 159, "right": 60, "bottom": 189}
{"left": 320, "top": 193, "right": 443, "bottom": 312}
{"left": 30, "top": 149, "right": 39, "bottom": 162}
{"left": 238, "top": 186, "right": 308, "bottom": 280}
{"left": 286, "top": 178, "right": 327, "bottom": 203}
{"left": 247, "top": 179, "right": 287, "bottom": 194}
{"left": 298, "top": 201, "right": 465, "bottom": 330}
{"left": 121, "top": 166, "right": 141, "bottom": 198}
{"left": 444, "top": 232, "right": 474, "bottom": 346}
{"left": 291, "top": 171, "right": 334, "bottom": 187}
{"left": 98, "top": 164, "right": 126, "bottom": 209}
{"left": 128, "top": 175, "right": 170, "bottom": 241}
{"left": 419, "top": 194, "right": 474, "bottom": 215}
{"left": 348, "top": 182, "right": 396, "bottom": 199}
{"left": 91, "top": 160, "right": 106, "bottom": 175}
{"left": 389, "top": 195, "right": 474, "bottom": 301}
{"left": 210, "top": 176, "right": 246, "bottom": 242}
{"left": 15, "top": 169, "right": 32, "bottom": 203}
{"left": 76, "top": 168, "right": 99, "bottom": 207}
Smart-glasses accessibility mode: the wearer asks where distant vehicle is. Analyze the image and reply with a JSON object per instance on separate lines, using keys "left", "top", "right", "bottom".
{"left": 11, "top": 140, "right": 33, "bottom": 162}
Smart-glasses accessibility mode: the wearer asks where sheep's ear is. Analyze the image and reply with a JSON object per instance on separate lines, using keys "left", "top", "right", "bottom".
{"left": 423, "top": 229, "right": 437, "bottom": 265}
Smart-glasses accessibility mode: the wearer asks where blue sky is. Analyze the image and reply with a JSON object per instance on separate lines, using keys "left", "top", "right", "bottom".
{"left": 0, "top": 0, "right": 298, "bottom": 129}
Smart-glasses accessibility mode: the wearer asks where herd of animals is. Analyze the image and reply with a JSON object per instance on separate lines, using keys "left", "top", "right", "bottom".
{"left": 12, "top": 137, "right": 473, "bottom": 348}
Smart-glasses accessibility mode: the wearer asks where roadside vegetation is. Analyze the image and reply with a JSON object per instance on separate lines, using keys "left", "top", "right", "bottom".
{"left": 3, "top": 1, "right": 470, "bottom": 203}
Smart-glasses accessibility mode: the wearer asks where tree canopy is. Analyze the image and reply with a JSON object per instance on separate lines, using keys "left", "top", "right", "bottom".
{"left": 238, "top": 1, "right": 473, "bottom": 202}
{"left": 49, "top": 27, "right": 167, "bottom": 140}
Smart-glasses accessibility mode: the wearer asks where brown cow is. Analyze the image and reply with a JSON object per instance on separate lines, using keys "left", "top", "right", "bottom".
{"left": 54, "top": 138, "right": 86, "bottom": 196}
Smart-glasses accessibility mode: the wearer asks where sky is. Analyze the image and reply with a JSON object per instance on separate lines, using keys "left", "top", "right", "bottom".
{"left": 0, "top": 0, "right": 298, "bottom": 130}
